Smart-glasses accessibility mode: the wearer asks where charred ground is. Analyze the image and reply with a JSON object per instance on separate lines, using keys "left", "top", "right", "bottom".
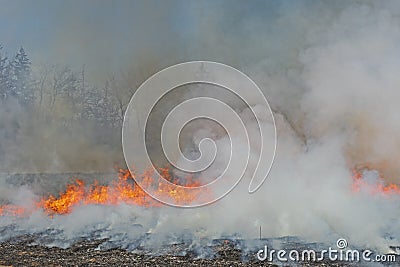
{"left": 0, "top": 235, "right": 364, "bottom": 267}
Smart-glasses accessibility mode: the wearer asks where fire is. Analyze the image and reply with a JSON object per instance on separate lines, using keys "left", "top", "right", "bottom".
{"left": 0, "top": 167, "right": 209, "bottom": 217}
{"left": 351, "top": 164, "right": 400, "bottom": 195}
{"left": 0, "top": 204, "right": 25, "bottom": 217}
{"left": 3, "top": 163, "right": 397, "bottom": 218}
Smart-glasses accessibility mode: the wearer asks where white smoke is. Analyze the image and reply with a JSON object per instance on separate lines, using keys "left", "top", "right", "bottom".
{"left": 1, "top": 0, "right": 400, "bottom": 256}
{"left": 159, "top": 0, "right": 400, "bottom": 252}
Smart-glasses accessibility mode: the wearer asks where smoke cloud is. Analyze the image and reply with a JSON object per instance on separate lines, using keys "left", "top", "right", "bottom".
{"left": 1, "top": 0, "right": 400, "bottom": 256}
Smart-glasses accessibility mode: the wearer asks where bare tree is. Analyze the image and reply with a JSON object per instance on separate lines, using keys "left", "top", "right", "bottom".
{"left": 48, "top": 65, "right": 79, "bottom": 110}
{"left": 34, "top": 64, "right": 50, "bottom": 107}
{"left": 106, "top": 74, "right": 127, "bottom": 126}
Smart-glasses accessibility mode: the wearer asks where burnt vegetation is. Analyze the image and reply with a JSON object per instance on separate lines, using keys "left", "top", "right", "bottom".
{"left": 0, "top": 235, "right": 364, "bottom": 267}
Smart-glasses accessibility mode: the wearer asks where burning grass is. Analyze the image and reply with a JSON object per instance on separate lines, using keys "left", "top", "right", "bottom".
{"left": 1, "top": 164, "right": 399, "bottom": 217}
{"left": 351, "top": 164, "right": 400, "bottom": 195}
{"left": 0, "top": 167, "right": 209, "bottom": 217}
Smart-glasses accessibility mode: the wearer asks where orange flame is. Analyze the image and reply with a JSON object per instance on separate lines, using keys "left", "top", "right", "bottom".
{"left": 0, "top": 167, "right": 210, "bottom": 217}
{"left": 0, "top": 204, "right": 26, "bottom": 217}
{"left": 351, "top": 164, "right": 400, "bottom": 195}
{"left": 4, "top": 163, "right": 397, "bottom": 218}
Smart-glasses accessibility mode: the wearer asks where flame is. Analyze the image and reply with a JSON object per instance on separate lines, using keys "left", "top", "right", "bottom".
{"left": 351, "top": 164, "right": 400, "bottom": 195}
{"left": 0, "top": 167, "right": 210, "bottom": 217}
{"left": 3, "top": 162, "right": 397, "bottom": 218}
{"left": 0, "top": 204, "right": 26, "bottom": 217}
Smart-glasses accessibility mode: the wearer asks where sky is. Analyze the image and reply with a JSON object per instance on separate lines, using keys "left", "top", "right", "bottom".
{"left": 0, "top": 0, "right": 282, "bottom": 83}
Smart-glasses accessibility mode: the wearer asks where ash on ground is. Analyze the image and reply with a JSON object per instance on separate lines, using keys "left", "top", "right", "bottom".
{"left": 1, "top": 235, "right": 395, "bottom": 267}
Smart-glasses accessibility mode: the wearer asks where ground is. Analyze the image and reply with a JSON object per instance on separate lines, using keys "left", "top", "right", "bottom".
{"left": 0, "top": 236, "right": 363, "bottom": 267}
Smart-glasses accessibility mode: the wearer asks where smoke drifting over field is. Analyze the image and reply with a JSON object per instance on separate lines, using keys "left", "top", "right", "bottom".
{"left": 1, "top": 0, "right": 400, "bottom": 256}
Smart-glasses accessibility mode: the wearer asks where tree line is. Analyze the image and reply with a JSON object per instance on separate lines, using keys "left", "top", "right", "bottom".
{"left": 0, "top": 44, "right": 133, "bottom": 128}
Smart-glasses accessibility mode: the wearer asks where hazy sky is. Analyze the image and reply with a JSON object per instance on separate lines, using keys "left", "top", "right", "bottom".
{"left": 0, "top": 0, "right": 282, "bottom": 83}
